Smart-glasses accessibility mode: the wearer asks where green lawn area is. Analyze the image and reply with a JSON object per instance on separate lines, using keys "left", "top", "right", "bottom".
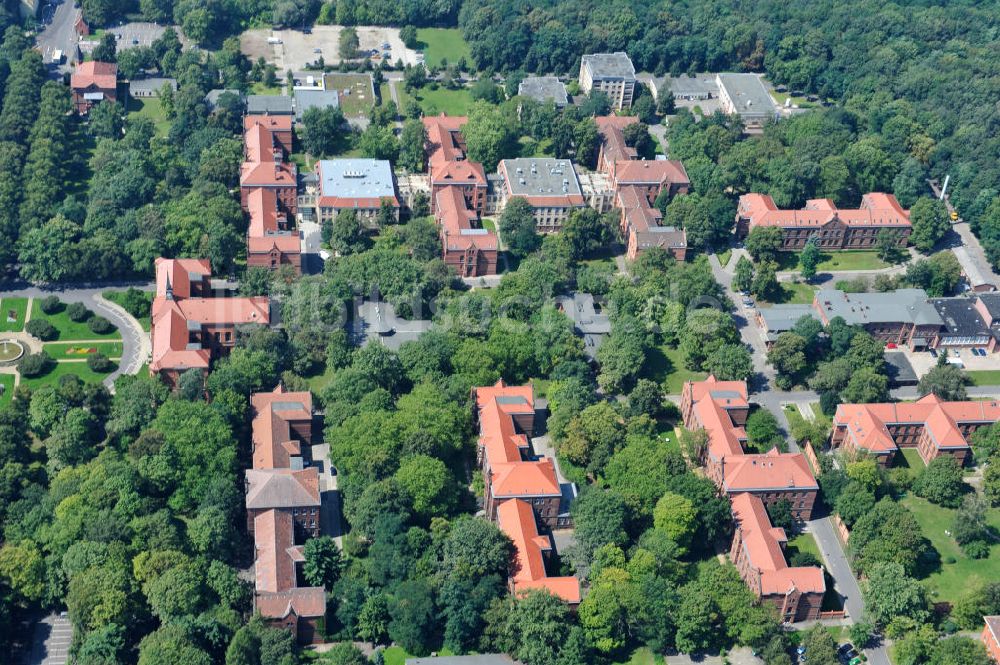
{"left": 102, "top": 290, "right": 153, "bottom": 331}
{"left": 29, "top": 301, "right": 122, "bottom": 342}
{"left": 324, "top": 73, "right": 375, "bottom": 117}
{"left": 787, "top": 532, "right": 822, "bottom": 561}
{"left": 250, "top": 81, "right": 281, "bottom": 95}
{"left": 0, "top": 297, "right": 29, "bottom": 332}
{"left": 609, "top": 647, "right": 665, "bottom": 665}
{"left": 760, "top": 281, "right": 816, "bottom": 305}
{"left": 416, "top": 27, "right": 471, "bottom": 68}
{"left": 303, "top": 363, "right": 335, "bottom": 392}
{"left": 21, "top": 360, "right": 117, "bottom": 390}
{"left": 290, "top": 152, "right": 317, "bottom": 172}
{"left": 967, "top": 370, "right": 1000, "bottom": 386}
{"left": 481, "top": 218, "right": 496, "bottom": 232}
{"left": 382, "top": 646, "right": 455, "bottom": 665}
{"left": 901, "top": 494, "right": 1000, "bottom": 603}
{"left": 126, "top": 96, "right": 171, "bottom": 136}
{"left": 641, "top": 345, "right": 707, "bottom": 394}
{"left": 412, "top": 85, "right": 474, "bottom": 116}
{"left": 809, "top": 250, "right": 888, "bottom": 271}
{"left": 784, "top": 404, "right": 809, "bottom": 431}
{"left": 518, "top": 136, "right": 553, "bottom": 157}
{"left": 383, "top": 81, "right": 411, "bottom": 111}
{"left": 42, "top": 341, "right": 124, "bottom": 360}
{"left": 0, "top": 374, "right": 13, "bottom": 406}
{"left": 717, "top": 249, "right": 732, "bottom": 267}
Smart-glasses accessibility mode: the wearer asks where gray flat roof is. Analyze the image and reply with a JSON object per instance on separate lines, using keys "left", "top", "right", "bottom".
{"left": 556, "top": 293, "right": 611, "bottom": 334}
{"left": 665, "top": 74, "right": 718, "bottom": 97}
{"left": 294, "top": 89, "right": 340, "bottom": 120}
{"left": 932, "top": 297, "right": 991, "bottom": 336}
{"left": 758, "top": 304, "right": 817, "bottom": 333}
{"left": 129, "top": 77, "right": 176, "bottom": 93}
{"left": 518, "top": 76, "right": 568, "bottom": 106}
{"left": 353, "top": 301, "right": 431, "bottom": 351}
{"left": 815, "top": 289, "right": 942, "bottom": 327}
{"left": 318, "top": 159, "right": 395, "bottom": 199}
{"left": 716, "top": 73, "right": 774, "bottom": 115}
{"left": 247, "top": 94, "right": 294, "bottom": 115}
{"left": 582, "top": 52, "right": 635, "bottom": 80}
{"left": 502, "top": 158, "right": 582, "bottom": 197}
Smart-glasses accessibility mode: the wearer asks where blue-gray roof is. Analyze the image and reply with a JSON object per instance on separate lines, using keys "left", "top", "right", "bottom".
{"left": 318, "top": 159, "right": 395, "bottom": 200}
{"left": 294, "top": 89, "right": 340, "bottom": 120}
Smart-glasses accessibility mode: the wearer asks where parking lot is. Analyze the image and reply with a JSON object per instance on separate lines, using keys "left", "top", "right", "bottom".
{"left": 81, "top": 22, "right": 177, "bottom": 51}
{"left": 241, "top": 26, "right": 421, "bottom": 71}
{"left": 22, "top": 613, "right": 71, "bottom": 665}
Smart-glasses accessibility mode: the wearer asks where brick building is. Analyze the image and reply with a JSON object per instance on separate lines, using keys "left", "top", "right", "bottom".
{"left": 313, "top": 159, "right": 399, "bottom": 227}
{"left": 149, "top": 258, "right": 270, "bottom": 388}
{"left": 70, "top": 61, "right": 117, "bottom": 114}
{"left": 730, "top": 493, "right": 825, "bottom": 622}
{"left": 831, "top": 393, "right": 1000, "bottom": 466}
{"left": 247, "top": 387, "right": 325, "bottom": 644}
{"left": 240, "top": 118, "right": 298, "bottom": 215}
{"left": 983, "top": 616, "right": 1000, "bottom": 663}
{"left": 682, "top": 377, "right": 818, "bottom": 520}
{"left": 495, "top": 159, "right": 586, "bottom": 231}
{"left": 736, "top": 193, "right": 911, "bottom": 250}
{"left": 424, "top": 115, "right": 497, "bottom": 276}
{"left": 246, "top": 187, "right": 301, "bottom": 272}
{"left": 473, "top": 381, "right": 579, "bottom": 604}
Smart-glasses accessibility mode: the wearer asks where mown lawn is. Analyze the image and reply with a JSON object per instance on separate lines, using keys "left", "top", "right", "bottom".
{"left": 641, "top": 345, "right": 706, "bottom": 394}
{"left": 382, "top": 646, "right": 456, "bottom": 665}
{"left": 787, "top": 532, "right": 822, "bottom": 561}
{"left": 0, "top": 297, "right": 29, "bottom": 332}
{"left": 250, "top": 81, "right": 282, "bottom": 95}
{"left": 967, "top": 370, "right": 1000, "bottom": 386}
{"left": 0, "top": 373, "right": 13, "bottom": 406}
{"left": 102, "top": 290, "right": 153, "bottom": 331}
{"left": 413, "top": 85, "right": 474, "bottom": 116}
{"left": 717, "top": 249, "right": 732, "bottom": 267}
{"left": 609, "top": 647, "right": 665, "bottom": 665}
{"left": 29, "top": 301, "right": 122, "bottom": 341}
{"left": 416, "top": 27, "right": 471, "bottom": 67}
{"left": 760, "top": 281, "right": 816, "bottom": 305}
{"left": 43, "top": 341, "right": 124, "bottom": 360}
{"left": 21, "top": 360, "right": 117, "bottom": 390}
{"left": 126, "top": 96, "right": 171, "bottom": 136}
{"left": 901, "top": 494, "right": 1000, "bottom": 604}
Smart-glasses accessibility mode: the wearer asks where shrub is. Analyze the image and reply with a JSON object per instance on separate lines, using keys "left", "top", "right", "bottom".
{"left": 67, "top": 302, "right": 93, "bottom": 322}
{"left": 961, "top": 540, "right": 990, "bottom": 559}
{"left": 86, "top": 352, "right": 113, "bottom": 373}
{"left": 118, "top": 288, "right": 151, "bottom": 318}
{"left": 87, "top": 316, "right": 114, "bottom": 334}
{"left": 25, "top": 319, "right": 57, "bottom": 341}
{"left": 39, "top": 295, "right": 63, "bottom": 314}
{"left": 18, "top": 351, "right": 55, "bottom": 377}
{"left": 789, "top": 551, "right": 822, "bottom": 567}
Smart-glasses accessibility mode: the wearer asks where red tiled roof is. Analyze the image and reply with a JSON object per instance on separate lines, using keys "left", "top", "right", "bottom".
{"left": 497, "top": 499, "right": 581, "bottom": 604}
{"left": 255, "top": 587, "right": 326, "bottom": 619}
{"left": 738, "top": 192, "right": 911, "bottom": 229}
{"left": 684, "top": 376, "right": 751, "bottom": 462}
{"left": 424, "top": 114, "right": 471, "bottom": 167}
{"left": 614, "top": 160, "right": 689, "bottom": 188}
{"left": 71, "top": 61, "right": 117, "bottom": 91}
{"left": 437, "top": 186, "right": 497, "bottom": 251}
{"left": 154, "top": 257, "right": 210, "bottom": 299}
{"left": 431, "top": 159, "right": 487, "bottom": 187}
{"left": 241, "top": 160, "right": 297, "bottom": 187}
{"left": 245, "top": 114, "right": 293, "bottom": 133}
{"left": 251, "top": 387, "right": 313, "bottom": 470}
{"left": 246, "top": 187, "right": 300, "bottom": 253}
{"left": 254, "top": 508, "right": 298, "bottom": 593}
{"left": 475, "top": 380, "right": 534, "bottom": 467}
{"left": 833, "top": 393, "right": 998, "bottom": 455}
{"left": 491, "top": 458, "right": 560, "bottom": 498}
{"left": 731, "top": 493, "right": 825, "bottom": 595}
{"left": 245, "top": 468, "right": 320, "bottom": 509}
{"left": 723, "top": 449, "right": 818, "bottom": 492}
{"left": 596, "top": 115, "right": 639, "bottom": 165}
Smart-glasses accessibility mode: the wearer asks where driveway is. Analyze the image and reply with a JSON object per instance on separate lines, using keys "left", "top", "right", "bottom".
{"left": 35, "top": 1, "right": 80, "bottom": 70}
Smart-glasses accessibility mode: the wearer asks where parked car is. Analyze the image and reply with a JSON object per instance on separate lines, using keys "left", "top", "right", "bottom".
{"left": 929, "top": 348, "right": 938, "bottom": 357}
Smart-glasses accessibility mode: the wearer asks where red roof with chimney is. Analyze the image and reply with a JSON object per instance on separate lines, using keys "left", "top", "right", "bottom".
{"left": 596, "top": 115, "right": 639, "bottom": 165}
{"left": 731, "top": 493, "right": 825, "bottom": 595}
{"left": 245, "top": 114, "right": 293, "bottom": 133}
{"left": 497, "top": 499, "right": 581, "bottom": 603}
{"left": 614, "top": 159, "right": 690, "bottom": 189}
{"left": 424, "top": 114, "right": 473, "bottom": 167}
{"left": 251, "top": 386, "right": 313, "bottom": 469}
{"left": 723, "top": 449, "right": 818, "bottom": 493}
{"left": 437, "top": 186, "right": 497, "bottom": 251}
{"left": 71, "top": 61, "right": 117, "bottom": 91}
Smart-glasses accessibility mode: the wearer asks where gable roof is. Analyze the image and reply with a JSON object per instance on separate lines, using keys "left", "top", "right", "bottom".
{"left": 251, "top": 387, "right": 313, "bottom": 470}
{"left": 71, "top": 61, "right": 117, "bottom": 90}
{"left": 723, "top": 449, "right": 818, "bottom": 492}
{"left": 497, "top": 499, "right": 581, "bottom": 603}
{"left": 739, "top": 192, "right": 911, "bottom": 230}
{"left": 245, "top": 468, "right": 320, "bottom": 509}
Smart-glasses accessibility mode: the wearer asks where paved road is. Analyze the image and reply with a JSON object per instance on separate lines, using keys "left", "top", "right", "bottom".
{"left": 1, "top": 283, "right": 152, "bottom": 390}
{"left": 35, "top": 0, "right": 80, "bottom": 70}
{"left": 22, "top": 612, "right": 71, "bottom": 665}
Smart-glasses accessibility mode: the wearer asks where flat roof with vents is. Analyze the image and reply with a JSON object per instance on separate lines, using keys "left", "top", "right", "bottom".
{"left": 501, "top": 158, "right": 583, "bottom": 197}
{"left": 318, "top": 159, "right": 395, "bottom": 199}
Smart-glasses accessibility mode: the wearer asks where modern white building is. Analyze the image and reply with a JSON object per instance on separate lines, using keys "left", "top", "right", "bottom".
{"left": 578, "top": 52, "right": 636, "bottom": 110}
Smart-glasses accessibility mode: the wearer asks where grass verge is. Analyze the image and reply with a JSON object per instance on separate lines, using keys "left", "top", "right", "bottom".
{"left": 0, "top": 297, "right": 29, "bottom": 332}
{"left": 126, "top": 96, "right": 171, "bottom": 136}
{"left": 42, "top": 341, "right": 124, "bottom": 359}
{"left": 0, "top": 373, "right": 13, "bottom": 406}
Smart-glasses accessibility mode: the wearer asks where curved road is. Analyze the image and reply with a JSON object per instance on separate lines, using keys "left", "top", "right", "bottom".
{"left": 1, "top": 282, "right": 153, "bottom": 391}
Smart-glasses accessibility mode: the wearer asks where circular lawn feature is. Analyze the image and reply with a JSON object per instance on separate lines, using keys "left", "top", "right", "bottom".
{"left": 0, "top": 339, "right": 25, "bottom": 365}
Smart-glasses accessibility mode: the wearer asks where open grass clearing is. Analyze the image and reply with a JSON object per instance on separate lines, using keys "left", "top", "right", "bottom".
{"left": 967, "top": 370, "right": 1000, "bottom": 386}
{"left": 382, "top": 646, "right": 456, "bottom": 665}
{"left": 126, "top": 96, "right": 171, "bottom": 136}
{"left": 786, "top": 531, "right": 822, "bottom": 561}
{"left": 900, "top": 494, "right": 1000, "bottom": 604}
{"left": 22, "top": 360, "right": 117, "bottom": 390}
{"left": 250, "top": 81, "right": 282, "bottom": 95}
{"left": 0, "top": 297, "right": 28, "bottom": 332}
{"left": 412, "top": 84, "right": 474, "bottom": 116}
{"left": 759, "top": 281, "right": 816, "bottom": 305}
{"left": 29, "top": 301, "right": 122, "bottom": 342}
{"left": 641, "top": 344, "right": 706, "bottom": 394}
{"left": 415, "top": 27, "right": 471, "bottom": 68}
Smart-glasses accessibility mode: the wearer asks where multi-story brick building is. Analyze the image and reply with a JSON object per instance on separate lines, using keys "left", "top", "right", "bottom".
{"left": 736, "top": 193, "right": 911, "bottom": 250}
{"left": 682, "top": 377, "right": 818, "bottom": 520}
{"left": 246, "top": 187, "right": 301, "bottom": 272}
{"left": 247, "top": 387, "right": 325, "bottom": 644}
{"left": 424, "top": 115, "right": 496, "bottom": 276}
{"left": 150, "top": 258, "right": 270, "bottom": 388}
{"left": 240, "top": 124, "right": 298, "bottom": 215}
{"left": 578, "top": 53, "right": 636, "bottom": 110}
{"left": 497, "top": 499, "right": 581, "bottom": 605}
{"left": 730, "top": 493, "right": 825, "bottom": 622}
{"left": 495, "top": 159, "right": 586, "bottom": 231}
{"left": 245, "top": 114, "right": 294, "bottom": 157}
{"left": 617, "top": 185, "right": 687, "bottom": 261}
{"left": 832, "top": 393, "right": 999, "bottom": 466}
{"left": 70, "top": 61, "right": 117, "bottom": 114}
{"left": 313, "top": 158, "right": 399, "bottom": 227}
